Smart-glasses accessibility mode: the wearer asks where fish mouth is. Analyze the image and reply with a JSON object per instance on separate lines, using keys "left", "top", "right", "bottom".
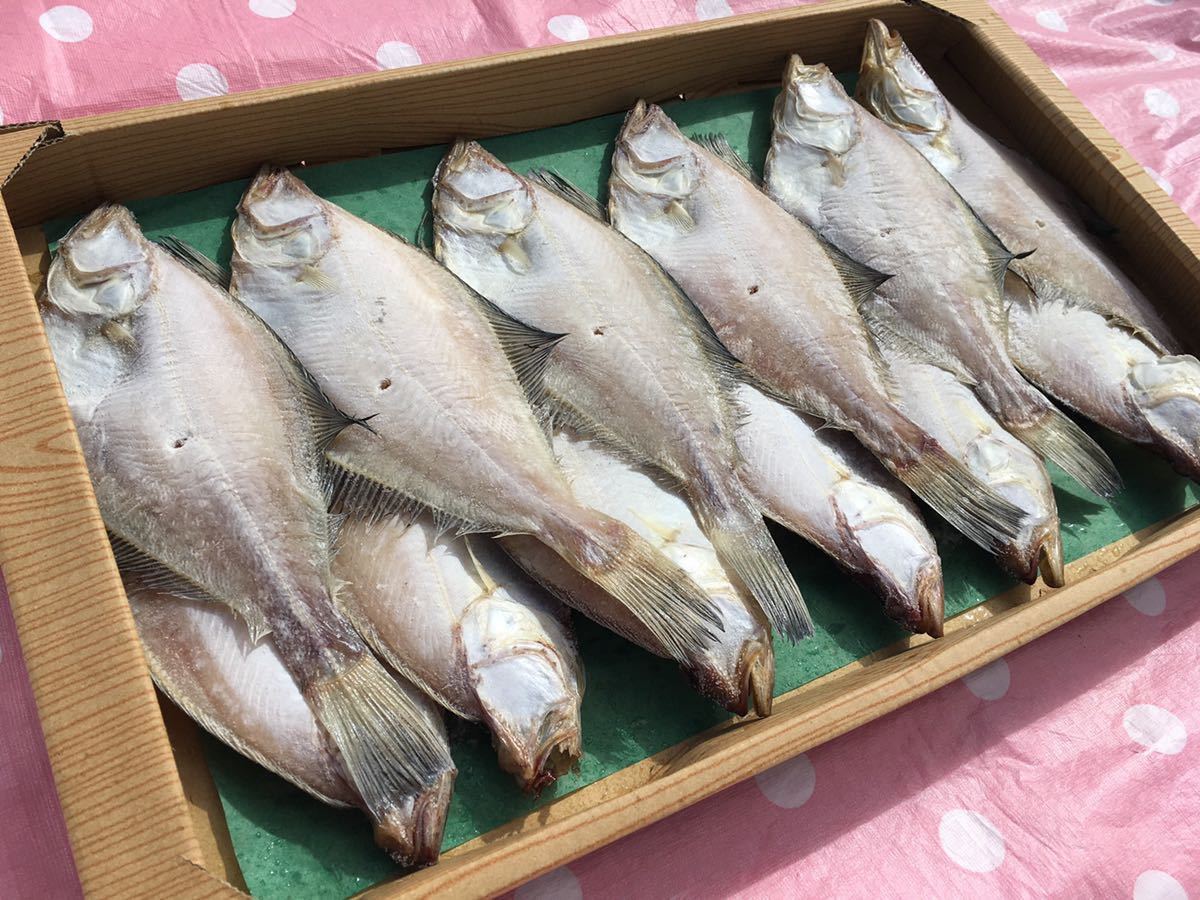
{"left": 783, "top": 55, "right": 832, "bottom": 87}
{"left": 487, "top": 700, "right": 583, "bottom": 794}
{"left": 995, "top": 522, "right": 1064, "bottom": 587}
{"left": 873, "top": 557, "right": 944, "bottom": 637}
{"left": 685, "top": 634, "right": 776, "bottom": 717}
{"left": 372, "top": 768, "right": 455, "bottom": 868}
{"left": 1039, "top": 531, "right": 1065, "bottom": 588}
{"left": 861, "top": 19, "right": 901, "bottom": 74}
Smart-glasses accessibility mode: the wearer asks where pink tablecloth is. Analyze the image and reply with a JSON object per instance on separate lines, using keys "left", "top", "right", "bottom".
{"left": 1, "top": 2, "right": 1197, "bottom": 897}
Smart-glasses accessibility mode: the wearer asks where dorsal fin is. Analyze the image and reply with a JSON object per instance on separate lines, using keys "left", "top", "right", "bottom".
{"left": 157, "top": 235, "right": 231, "bottom": 288}
{"left": 694, "top": 133, "right": 761, "bottom": 186}
{"left": 110, "top": 530, "right": 272, "bottom": 642}
{"left": 947, "top": 185, "right": 1035, "bottom": 294}
{"left": 860, "top": 297, "right": 979, "bottom": 387}
{"left": 469, "top": 288, "right": 567, "bottom": 416}
{"left": 527, "top": 169, "right": 605, "bottom": 220}
{"left": 158, "top": 235, "right": 374, "bottom": 452}
{"left": 817, "top": 236, "right": 892, "bottom": 308}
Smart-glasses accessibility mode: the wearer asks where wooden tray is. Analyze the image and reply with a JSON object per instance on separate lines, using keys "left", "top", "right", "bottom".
{"left": 1, "top": 0, "right": 1197, "bottom": 896}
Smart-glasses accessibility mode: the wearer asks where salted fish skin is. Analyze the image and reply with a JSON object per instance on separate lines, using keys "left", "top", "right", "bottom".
{"left": 335, "top": 513, "right": 585, "bottom": 791}
{"left": 431, "top": 142, "right": 811, "bottom": 643}
{"left": 732, "top": 382, "right": 945, "bottom": 635}
{"left": 764, "top": 57, "right": 1120, "bottom": 500}
{"left": 43, "top": 205, "right": 455, "bottom": 866}
{"left": 502, "top": 429, "right": 775, "bottom": 717}
{"left": 608, "top": 101, "right": 1026, "bottom": 557}
{"left": 856, "top": 20, "right": 1200, "bottom": 482}
{"left": 230, "top": 167, "right": 721, "bottom": 665}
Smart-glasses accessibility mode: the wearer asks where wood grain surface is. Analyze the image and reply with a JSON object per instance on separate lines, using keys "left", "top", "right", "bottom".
{"left": 0, "top": 204, "right": 239, "bottom": 897}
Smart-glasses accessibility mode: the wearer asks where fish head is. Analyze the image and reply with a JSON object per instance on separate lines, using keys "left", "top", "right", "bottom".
{"left": 832, "top": 479, "right": 945, "bottom": 636}
{"left": 965, "top": 433, "right": 1063, "bottom": 586}
{"left": 46, "top": 204, "right": 153, "bottom": 319}
{"left": 461, "top": 591, "right": 584, "bottom": 793}
{"left": 609, "top": 101, "right": 705, "bottom": 240}
{"left": 774, "top": 57, "right": 860, "bottom": 159}
{"left": 432, "top": 141, "right": 534, "bottom": 241}
{"left": 611, "top": 101, "right": 701, "bottom": 201}
{"left": 233, "top": 166, "right": 333, "bottom": 267}
{"left": 856, "top": 21, "right": 952, "bottom": 152}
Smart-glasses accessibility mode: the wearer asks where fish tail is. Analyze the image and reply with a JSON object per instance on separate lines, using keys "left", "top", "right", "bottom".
{"left": 893, "top": 442, "right": 1027, "bottom": 555}
{"left": 306, "top": 652, "right": 456, "bottom": 866}
{"left": 695, "top": 489, "right": 812, "bottom": 642}
{"left": 1007, "top": 406, "right": 1122, "bottom": 498}
{"left": 544, "top": 513, "right": 723, "bottom": 665}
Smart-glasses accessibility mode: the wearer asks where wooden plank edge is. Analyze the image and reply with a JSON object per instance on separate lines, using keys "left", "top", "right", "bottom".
{"left": 367, "top": 506, "right": 1200, "bottom": 898}
{"left": 0, "top": 203, "right": 209, "bottom": 898}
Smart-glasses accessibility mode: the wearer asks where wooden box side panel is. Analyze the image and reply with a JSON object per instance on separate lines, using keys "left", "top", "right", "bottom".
{"left": 0, "top": 214, "right": 227, "bottom": 897}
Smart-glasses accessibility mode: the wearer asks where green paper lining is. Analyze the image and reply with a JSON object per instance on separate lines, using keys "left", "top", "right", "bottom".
{"left": 45, "top": 78, "right": 1199, "bottom": 899}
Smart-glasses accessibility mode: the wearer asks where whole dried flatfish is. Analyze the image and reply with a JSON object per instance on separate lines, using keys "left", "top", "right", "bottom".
{"left": 432, "top": 142, "right": 811, "bottom": 642}
{"left": 229, "top": 167, "right": 721, "bottom": 665}
{"left": 857, "top": 19, "right": 1200, "bottom": 482}
{"left": 42, "top": 206, "right": 455, "bottom": 865}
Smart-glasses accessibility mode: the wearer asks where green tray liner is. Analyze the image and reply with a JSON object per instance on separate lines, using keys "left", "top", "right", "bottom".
{"left": 45, "top": 77, "right": 1199, "bottom": 899}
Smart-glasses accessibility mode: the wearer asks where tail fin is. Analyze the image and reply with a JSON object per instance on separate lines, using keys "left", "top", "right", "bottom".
{"left": 894, "top": 444, "right": 1027, "bottom": 554}
{"left": 1008, "top": 407, "right": 1122, "bottom": 498}
{"left": 696, "top": 491, "right": 812, "bottom": 642}
{"left": 545, "top": 513, "right": 722, "bottom": 665}
{"left": 307, "top": 653, "right": 456, "bottom": 866}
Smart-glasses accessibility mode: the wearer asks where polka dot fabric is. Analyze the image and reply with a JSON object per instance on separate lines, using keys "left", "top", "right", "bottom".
{"left": 503, "top": 560, "right": 1199, "bottom": 897}
{"left": 0, "top": 2, "right": 1197, "bottom": 898}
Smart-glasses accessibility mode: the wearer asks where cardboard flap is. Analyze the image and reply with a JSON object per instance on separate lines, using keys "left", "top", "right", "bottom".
{"left": 0, "top": 122, "right": 65, "bottom": 190}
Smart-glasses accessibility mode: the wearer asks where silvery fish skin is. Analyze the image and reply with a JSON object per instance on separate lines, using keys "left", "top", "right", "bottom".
{"left": 43, "top": 206, "right": 455, "bottom": 866}
{"left": 431, "top": 142, "right": 811, "bottom": 643}
{"left": 608, "top": 102, "right": 1026, "bottom": 559}
{"left": 857, "top": 20, "right": 1200, "bottom": 482}
{"left": 229, "top": 167, "right": 721, "bottom": 666}
{"left": 502, "top": 429, "right": 775, "bottom": 717}
{"left": 732, "top": 383, "right": 945, "bottom": 635}
{"left": 876, "top": 349, "right": 1063, "bottom": 586}
{"left": 765, "top": 58, "right": 1122, "bottom": 501}
{"left": 335, "top": 514, "right": 584, "bottom": 792}
{"left": 129, "top": 581, "right": 356, "bottom": 806}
